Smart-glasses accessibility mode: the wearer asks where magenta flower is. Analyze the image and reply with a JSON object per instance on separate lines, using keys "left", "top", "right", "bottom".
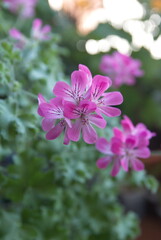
{"left": 9, "top": 18, "right": 51, "bottom": 48}
{"left": 31, "top": 19, "right": 51, "bottom": 41}
{"left": 3, "top": 0, "right": 38, "bottom": 18}
{"left": 64, "top": 100, "right": 106, "bottom": 144}
{"left": 9, "top": 28, "right": 27, "bottom": 49}
{"left": 111, "top": 135, "right": 150, "bottom": 172}
{"left": 100, "top": 52, "right": 144, "bottom": 88}
{"left": 38, "top": 64, "right": 123, "bottom": 145}
{"left": 95, "top": 116, "right": 155, "bottom": 176}
{"left": 38, "top": 96, "right": 71, "bottom": 145}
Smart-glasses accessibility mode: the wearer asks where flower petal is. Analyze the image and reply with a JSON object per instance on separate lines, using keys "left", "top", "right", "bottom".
{"left": 53, "top": 81, "right": 74, "bottom": 102}
{"left": 96, "top": 156, "right": 112, "bottom": 169}
{"left": 111, "top": 137, "right": 123, "bottom": 155}
{"left": 96, "top": 137, "right": 111, "bottom": 154}
{"left": 67, "top": 119, "right": 82, "bottom": 142}
{"left": 131, "top": 158, "right": 144, "bottom": 171}
{"left": 121, "top": 115, "right": 134, "bottom": 133}
{"left": 125, "top": 136, "right": 137, "bottom": 149}
{"left": 46, "top": 123, "right": 64, "bottom": 140}
{"left": 42, "top": 118, "right": 55, "bottom": 131}
{"left": 111, "top": 158, "right": 121, "bottom": 176}
{"left": 113, "top": 127, "right": 124, "bottom": 140}
{"left": 135, "top": 147, "right": 151, "bottom": 159}
{"left": 71, "top": 70, "right": 88, "bottom": 97}
{"left": 79, "top": 64, "right": 92, "bottom": 88}
{"left": 82, "top": 123, "right": 97, "bottom": 144}
{"left": 91, "top": 75, "right": 112, "bottom": 100}
{"left": 120, "top": 156, "right": 129, "bottom": 172}
{"left": 64, "top": 102, "right": 80, "bottom": 119}
{"left": 89, "top": 114, "right": 106, "bottom": 129}
{"left": 39, "top": 102, "right": 64, "bottom": 119}
{"left": 102, "top": 92, "right": 123, "bottom": 105}
{"left": 98, "top": 106, "right": 121, "bottom": 117}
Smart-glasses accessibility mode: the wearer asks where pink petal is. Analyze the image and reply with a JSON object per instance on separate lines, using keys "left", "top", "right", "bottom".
{"left": 71, "top": 70, "right": 88, "bottom": 97}
{"left": 67, "top": 119, "right": 82, "bottom": 142}
{"left": 79, "top": 100, "right": 97, "bottom": 114}
{"left": 96, "top": 137, "right": 111, "bottom": 154}
{"left": 32, "top": 18, "right": 42, "bottom": 30}
{"left": 63, "top": 128, "right": 70, "bottom": 145}
{"left": 125, "top": 136, "right": 137, "bottom": 149}
{"left": 49, "top": 97, "right": 64, "bottom": 107}
{"left": 135, "top": 147, "right": 151, "bottom": 159}
{"left": 120, "top": 157, "right": 129, "bottom": 172}
{"left": 102, "top": 92, "right": 123, "bottom": 105}
{"left": 42, "top": 118, "right": 55, "bottom": 131}
{"left": 46, "top": 123, "right": 64, "bottom": 140}
{"left": 121, "top": 115, "right": 134, "bottom": 133}
{"left": 91, "top": 75, "right": 112, "bottom": 100}
{"left": 89, "top": 114, "right": 106, "bottom": 129}
{"left": 53, "top": 81, "right": 74, "bottom": 102}
{"left": 9, "top": 28, "right": 24, "bottom": 40}
{"left": 111, "top": 158, "right": 121, "bottom": 176}
{"left": 38, "top": 94, "right": 46, "bottom": 104}
{"left": 113, "top": 127, "right": 124, "bottom": 140}
{"left": 37, "top": 94, "right": 46, "bottom": 116}
{"left": 64, "top": 102, "right": 80, "bottom": 119}
{"left": 78, "top": 64, "right": 92, "bottom": 88}
{"left": 96, "top": 156, "right": 112, "bottom": 169}
{"left": 82, "top": 124, "right": 97, "bottom": 144}
{"left": 39, "top": 103, "right": 63, "bottom": 119}
{"left": 111, "top": 137, "right": 123, "bottom": 155}
{"left": 131, "top": 158, "right": 144, "bottom": 171}
{"left": 98, "top": 106, "right": 121, "bottom": 117}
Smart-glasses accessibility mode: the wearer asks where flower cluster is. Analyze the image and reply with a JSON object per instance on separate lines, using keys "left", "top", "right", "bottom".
{"left": 96, "top": 115, "right": 155, "bottom": 176}
{"left": 3, "top": 0, "right": 38, "bottom": 18}
{"left": 38, "top": 65, "right": 123, "bottom": 145}
{"left": 99, "top": 52, "right": 144, "bottom": 88}
{"left": 9, "top": 19, "right": 51, "bottom": 48}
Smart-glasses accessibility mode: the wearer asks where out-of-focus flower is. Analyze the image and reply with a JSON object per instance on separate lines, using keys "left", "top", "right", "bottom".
{"left": 3, "top": 0, "right": 38, "bottom": 18}
{"left": 31, "top": 19, "right": 51, "bottom": 41}
{"left": 38, "top": 64, "right": 123, "bottom": 144}
{"left": 96, "top": 115, "right": 155, "bottom": 176}
{"left": 9, "top": 18, "right": 52, "bottom": 48}
{"left": 100, "top": 52, "right": 144, "bottom": 88}
{"left": 9, "top": 28, "right": 27, "bottom": 48}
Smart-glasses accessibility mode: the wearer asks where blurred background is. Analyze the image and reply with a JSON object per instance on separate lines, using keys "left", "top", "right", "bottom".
{"left": 0, "top": 0, "right": 161, "bottom": 239}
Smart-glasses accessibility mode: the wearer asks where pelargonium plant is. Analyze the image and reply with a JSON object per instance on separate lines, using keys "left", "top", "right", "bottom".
{"left": 9, "top": 18, "right": 51, "bottom": 48}
{"left": 3, "top": 0, "right": 38, "bottom": 18}
{"left": 96, "top": 115, "right": 155, "bottom": 176}
{"left": 38, "top": 64, "right": 123, "bottom": 145}
{"left": 99, "top": 51, "right": 144, "bottom": 88}
{"left": 38, "top": 64, "right": 155, "bottom": 176}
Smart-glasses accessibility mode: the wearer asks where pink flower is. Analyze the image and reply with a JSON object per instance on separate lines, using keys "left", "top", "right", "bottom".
{"left": 38, "top": 96, "right": 71, "bottom": 145}
{"left": 100, "top": 52, "right": 144, "bottom": 88}
{"left": 38, "top": 64, "right": 123, "bottom": 145}
{"left": 9, "top": 28, "right": 27, "bottom": 49}
{"left": 114, "top": 115, "right": 156, "bottom": 147}
{"left": 3, "top": 0, "right": 38, "bottom": 18}
{"left": 95, "top": 116, "right": 155, "bottom": 176}
{"left": 31, "top": 19, "right": 51, "bottom": 41}
{"left": 111, "top": 135, "right": 150, "bottom": 172}
{"left": 64, "top": 100, "right": 106, "bottom": 144}
{"left": 9, "top": 18, "right": 51, "bottom": 49}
